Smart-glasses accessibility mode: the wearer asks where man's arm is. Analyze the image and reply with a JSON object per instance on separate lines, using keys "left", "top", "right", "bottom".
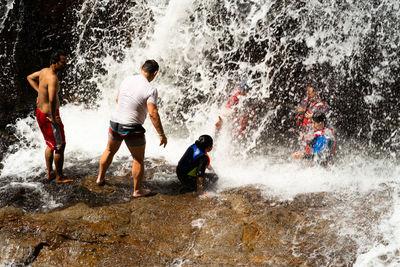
{"left": 147, "top": 102, "right": 167, "bottom": 147}
{"left": 215, "top": 106, "right": 233, "bottom": 131}
{"left": 27, "top": 71, "right": 41, "bottom": 92}
{"left": 296, "top": 97, "right": 308, "bottom": 113}
{"left": 47, "top": 76, "right": 59, "bottom": 123}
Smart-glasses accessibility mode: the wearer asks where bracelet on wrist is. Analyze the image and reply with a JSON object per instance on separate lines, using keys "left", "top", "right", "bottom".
{"left": 158, "top": 133, "right": 165, "bottom": 136}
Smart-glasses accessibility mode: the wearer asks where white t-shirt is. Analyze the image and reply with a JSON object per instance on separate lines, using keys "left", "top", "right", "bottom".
{"left": 111, "top": 74, "right": 158, "bottom": 125}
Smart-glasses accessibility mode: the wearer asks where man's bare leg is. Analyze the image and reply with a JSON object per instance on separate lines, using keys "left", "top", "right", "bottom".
{"left": 127, "top": 144, "right": 149, "bottom": 197}
{"left": 96, "top": 137, "right": 122, "bottom": 185}
{"left": 45, "top": 146, "right": 55, "bottom": 181}
{"left": 54, "top": 144, "right": 73, "bottom": 183}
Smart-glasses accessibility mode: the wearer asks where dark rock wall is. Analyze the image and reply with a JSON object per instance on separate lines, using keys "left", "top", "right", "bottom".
{"left": 0, "top": 0, "right": 76, "bottom": 162}
{"left": 0, "top": 0, "right": 75, "bottom": 129}
{"left": 1, "top": 1, "right": 399, "bottom": 154}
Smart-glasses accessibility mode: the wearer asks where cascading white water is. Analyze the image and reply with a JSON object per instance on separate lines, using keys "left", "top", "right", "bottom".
{"left": 0, "top": 0, "right": 15, "bottom": 32}
{"left": 1, "top": 0, "right": 399, "bottom": 265}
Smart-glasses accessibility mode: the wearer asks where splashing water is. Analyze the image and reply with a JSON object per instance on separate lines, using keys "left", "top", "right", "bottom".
{"left": 0, "top": 0, "right": 15, "bottom": 32}
{"left": 1, "top": 0, "right": 400, "bottom": 264}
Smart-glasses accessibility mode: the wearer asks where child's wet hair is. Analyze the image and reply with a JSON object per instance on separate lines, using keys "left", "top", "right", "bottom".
{"left": 195, "top": 135, "right": 213, "bottom": 151}
{"left": 313, "top": 111, "right": 326, "bottom": 123}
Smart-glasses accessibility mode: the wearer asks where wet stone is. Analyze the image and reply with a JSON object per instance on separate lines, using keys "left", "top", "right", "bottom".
{"left": 0, "top": 169, "right": 393, "bottom": 265}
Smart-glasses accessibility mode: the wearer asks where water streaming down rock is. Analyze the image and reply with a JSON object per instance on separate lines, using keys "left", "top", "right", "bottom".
{"left": 1, "top": 0, "right": 400, "bottom": 265}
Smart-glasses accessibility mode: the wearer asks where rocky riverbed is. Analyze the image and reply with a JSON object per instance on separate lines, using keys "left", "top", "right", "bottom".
{"left": 0, "top": 159, "right": 393, "bottom": 266}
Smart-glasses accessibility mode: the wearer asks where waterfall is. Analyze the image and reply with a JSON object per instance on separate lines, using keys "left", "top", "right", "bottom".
{"left": 1, "top": 0, "right": 399, "bottom": 264}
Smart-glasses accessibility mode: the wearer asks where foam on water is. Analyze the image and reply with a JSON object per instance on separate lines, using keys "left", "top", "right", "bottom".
{"left": 1, "top": 0, "right": 399, "bottom": 264}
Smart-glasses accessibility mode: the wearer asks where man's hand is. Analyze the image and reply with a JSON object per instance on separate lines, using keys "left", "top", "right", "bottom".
{"left": 159, "top": 135, "right": 167, "bottom": 147}
{"left": 215, "top": 116, "right": 223, "bottom": 130}
{"left": 46, "top": 115, "right": 60, "bottom": 124}
{"left": 305, "top": 112, "right": 313, "bottom": 119}
{"left": 296, "top": 107, "right": 305, "bottom": 113}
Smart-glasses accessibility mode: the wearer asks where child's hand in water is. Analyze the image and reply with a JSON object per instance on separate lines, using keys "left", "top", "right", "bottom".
{"left": 292, "top": 152, "right": 305, "bottom": 159}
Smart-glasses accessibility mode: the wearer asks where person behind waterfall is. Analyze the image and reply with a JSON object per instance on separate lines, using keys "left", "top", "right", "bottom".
{"left": 215, "top": 78, "right": 254, "bottom": 134}
{"left": 27, "top": 50, "right": 73, "bottom": 183}
{"left": 96, "top": 60, "right": 167, "bottom": 198}
{"left": 295, "top": 85, "right": 328, "bottom": 136}
{"left": 176, "top": 135, "right": 218, "bottom": 196}
{"left": 292, "top": 111, "right": 335, "bottom": 167}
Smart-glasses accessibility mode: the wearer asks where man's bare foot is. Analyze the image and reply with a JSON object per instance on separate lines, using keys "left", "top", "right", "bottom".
{"left": 96, "top": 177, "right": 106, "bottom": 186}
{"left": 46, "top": 170, "right": 56, "bottom": 181}
{"left": 133, "top": 189, "right": 153, "bottom": 198}
{"left": 55, "top": 176, "right": 74, "bottom": 183}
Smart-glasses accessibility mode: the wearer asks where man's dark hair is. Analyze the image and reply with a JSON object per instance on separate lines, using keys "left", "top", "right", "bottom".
{"left": 50, "top": 50, "right": 66, "bottom": 64}
{"left": 306, "top": 85, "right": 318, "bottom": 93}
{"left": 142, "top": 60, "right": 159, "bottom": 74}
{"left": 195, "top": 135, "right": 213, "bottom": 152}
{"left": 313, "top": 111, "right": 326, "bottom": 123}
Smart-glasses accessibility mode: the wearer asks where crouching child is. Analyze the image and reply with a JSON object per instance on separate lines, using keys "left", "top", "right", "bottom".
{"left": 176, "top": 135, "right": 218, "bottom": 196}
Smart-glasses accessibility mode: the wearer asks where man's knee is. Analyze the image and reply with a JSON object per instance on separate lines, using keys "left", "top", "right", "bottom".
{"left": 133, "top": 156, "right": 144, "bottom": 164}
{"left": 127, "top": 144, "right": 145, "bottom": 161}
{"left": 105, "top": 141, "right": 121, "bottom": 155}
{"left": 105, "top": 146, "right": 117, "bottom": 155}
{"left": 54, "top": 144, "right": 65, "bottom": 154}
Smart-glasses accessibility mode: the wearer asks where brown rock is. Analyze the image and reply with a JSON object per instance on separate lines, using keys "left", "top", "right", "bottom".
{"left": 0, "top": 180, "right": 392, "bottom": 266}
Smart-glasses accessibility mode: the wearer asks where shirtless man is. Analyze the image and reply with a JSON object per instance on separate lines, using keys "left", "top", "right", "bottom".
{"left": 27, "top": 50, "right": 73, "bottom": 183}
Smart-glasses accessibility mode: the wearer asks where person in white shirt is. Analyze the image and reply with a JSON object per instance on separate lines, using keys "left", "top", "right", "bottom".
{"left": 96, "top": 60, "right": 168, "bottom": 198}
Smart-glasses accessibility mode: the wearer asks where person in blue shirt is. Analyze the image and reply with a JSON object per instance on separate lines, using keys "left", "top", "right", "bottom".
{"left": 176, "top": 135, "right": 218, "bottom": 196}
{"left": 292, "top": 111, "right": 335, "bottom": 166}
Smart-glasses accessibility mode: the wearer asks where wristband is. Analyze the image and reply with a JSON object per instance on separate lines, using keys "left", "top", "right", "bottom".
{"left": 159, "top": 133, "right": 165, "bottom": 136}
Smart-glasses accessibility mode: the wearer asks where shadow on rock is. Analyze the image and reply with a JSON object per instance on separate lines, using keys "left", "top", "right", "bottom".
{"left": 0, "top": 157, "right": 193, "bottom": 212}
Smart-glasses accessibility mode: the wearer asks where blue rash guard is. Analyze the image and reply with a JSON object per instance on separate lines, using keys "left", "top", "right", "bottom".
{"left": 176, "top": 144, "right": 218, "bottom": 191}
{"left": 176, "top": 144, "right": 210, "bottom": 178}
{"left": 313, "top": 135, "right": 331, "bottom": 155}
{"left": 304, "top": 127, "right": 335, "bottom": 166}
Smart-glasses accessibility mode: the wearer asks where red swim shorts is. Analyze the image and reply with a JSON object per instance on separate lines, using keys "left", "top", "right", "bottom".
{"left": 36, "top": 108, "right": 66, "bottom": 151}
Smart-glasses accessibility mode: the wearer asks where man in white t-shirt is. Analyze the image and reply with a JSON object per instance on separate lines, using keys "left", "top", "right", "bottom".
{"left": 96, "top": 60, "right": 168, "bottom": 198}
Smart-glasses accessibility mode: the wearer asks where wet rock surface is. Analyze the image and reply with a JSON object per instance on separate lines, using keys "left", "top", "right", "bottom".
{"left": 0, "top": 165, "right": 393, "bottom": 266}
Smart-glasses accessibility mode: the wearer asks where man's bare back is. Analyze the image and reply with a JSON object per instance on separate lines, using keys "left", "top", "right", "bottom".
{"left": 36, "top": 68, "right": 60, "bottom": 113}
